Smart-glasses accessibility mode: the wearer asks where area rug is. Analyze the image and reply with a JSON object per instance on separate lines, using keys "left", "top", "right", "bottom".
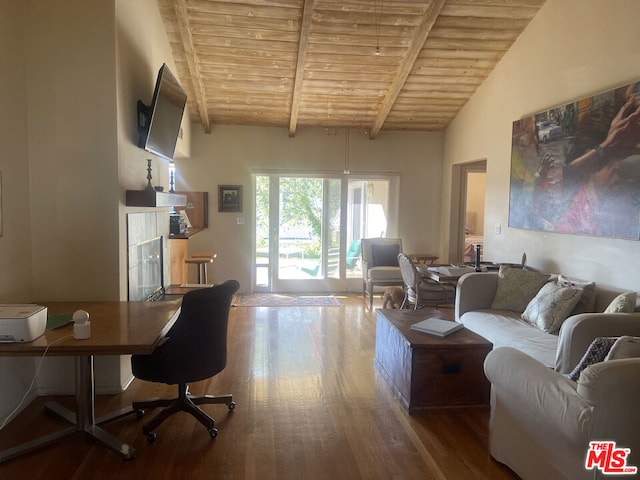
{"left": 232, "top": 293, "right": 342, "bottom": 307}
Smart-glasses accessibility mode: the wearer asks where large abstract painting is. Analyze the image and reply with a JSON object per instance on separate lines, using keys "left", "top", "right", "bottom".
{"left": 509, "top": 81, "right": 640, "bottom": 239}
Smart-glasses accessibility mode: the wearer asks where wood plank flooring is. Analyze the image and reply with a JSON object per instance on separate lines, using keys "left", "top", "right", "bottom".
{"left": 0, "top": 294, "right": 518, "bottom": 479}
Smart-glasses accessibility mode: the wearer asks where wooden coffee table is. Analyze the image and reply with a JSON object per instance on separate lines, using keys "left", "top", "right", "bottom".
{"left": 374, "top": 308, "right": 492, "bottom": 413}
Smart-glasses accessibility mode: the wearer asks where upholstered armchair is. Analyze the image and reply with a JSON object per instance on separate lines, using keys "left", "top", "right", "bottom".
{"left": 361, "top": 238, "right": 404, "bottom": 307}
{"left": 484, "top": 346, "right": 640, "bottom": 479}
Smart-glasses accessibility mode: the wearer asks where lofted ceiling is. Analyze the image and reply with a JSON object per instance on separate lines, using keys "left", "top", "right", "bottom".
{"left": 158, "top": 0, "right": 546, "bottom": 139}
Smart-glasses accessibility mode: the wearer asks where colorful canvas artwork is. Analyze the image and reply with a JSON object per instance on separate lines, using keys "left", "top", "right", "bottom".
{"left": 509, "top": 81, "right": 640, "bottom": 239}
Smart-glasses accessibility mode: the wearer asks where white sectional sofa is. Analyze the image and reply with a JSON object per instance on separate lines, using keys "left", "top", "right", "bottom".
{"left": 455, "top": 269, "right": 640, "bottom": 373}
{"left": 455, "top": 267, "right": 640, "bottom": 479}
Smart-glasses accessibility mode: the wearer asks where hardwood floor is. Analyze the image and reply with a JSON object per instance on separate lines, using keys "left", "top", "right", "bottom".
{"left": 0, "top": 295, "right": 518, "bottom": 479}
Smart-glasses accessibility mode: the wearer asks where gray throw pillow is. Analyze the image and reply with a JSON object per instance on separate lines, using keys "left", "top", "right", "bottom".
{"left": 370, "top": 244, "right": 400, "bottom": 267}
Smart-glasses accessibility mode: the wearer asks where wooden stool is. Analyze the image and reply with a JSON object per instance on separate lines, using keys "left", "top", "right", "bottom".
{"left": 185, "top": 253, "right": 217, "bottom": 284}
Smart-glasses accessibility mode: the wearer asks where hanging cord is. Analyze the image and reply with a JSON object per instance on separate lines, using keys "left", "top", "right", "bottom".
{"left": 344, "top": 129, "right": 350, "bottom": 174}
{"left": 374, "top": 0, "right": 384, "bottom": 54}
{"left": 0, "top": 334, "right": 74, "bottom": 430}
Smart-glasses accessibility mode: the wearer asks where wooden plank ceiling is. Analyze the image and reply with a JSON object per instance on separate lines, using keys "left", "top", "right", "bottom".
{"left": 158, "top": 0, "right": 546, "bottom": 138}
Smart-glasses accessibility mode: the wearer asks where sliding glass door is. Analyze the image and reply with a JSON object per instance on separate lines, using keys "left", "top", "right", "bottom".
{"left": 254, "top": 173, "right": 398, "bottom": 293}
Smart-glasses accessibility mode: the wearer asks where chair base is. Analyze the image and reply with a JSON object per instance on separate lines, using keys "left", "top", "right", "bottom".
{"left": 133, "top": 383, "right": 234, "bottom": 441}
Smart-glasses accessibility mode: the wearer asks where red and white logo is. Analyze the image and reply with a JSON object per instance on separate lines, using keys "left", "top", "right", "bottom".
{"left": 585, "top": 441, "right": 638, "bottom": 475}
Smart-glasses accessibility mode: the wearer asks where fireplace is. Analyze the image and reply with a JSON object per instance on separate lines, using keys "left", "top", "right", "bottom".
{"left": 129, "top": 236, "right": 163, "bottom": 301}
{"left": 127, "top": 212, "right": 170, "bottom": 301}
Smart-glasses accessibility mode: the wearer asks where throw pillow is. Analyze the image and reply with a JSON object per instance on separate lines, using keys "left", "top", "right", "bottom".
{"left": 521, "top": 281, "right": 582, "bottom": 333}
{"left": 604, "top": 292, "right": 637, "bottom": 313}
{"left": 370, "top": 244, "right": 400, "bottom": 267}
{"left": 557, "top": 274, "right": 596, "bottom": 314}
{"left": 605, "top": 336, "right": 640, "bottom": 361}
{"left": 490, "top": 265, "right": 550, "bottom": 313}
{"left": 568, "top": 337, "right": 618, "bottom": 382}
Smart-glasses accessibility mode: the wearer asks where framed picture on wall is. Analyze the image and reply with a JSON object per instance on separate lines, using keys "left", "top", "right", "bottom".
{"left": 218, "top": 185, "right": 242, "bottom": 212}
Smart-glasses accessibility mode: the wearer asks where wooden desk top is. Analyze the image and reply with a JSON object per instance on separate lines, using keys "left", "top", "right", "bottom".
{"left": 0, "top": 300, "right": 181, "bottom": 357}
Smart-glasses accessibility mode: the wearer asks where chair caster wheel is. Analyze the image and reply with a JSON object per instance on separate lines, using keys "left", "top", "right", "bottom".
{"left": 227, "top": 401, "right": 236, "bottom": 411}
{"left": 209, "top": 428, "right": 218, "bottom": 439}
{"left": 135, "top": 409, "right": 145, "bottom": 419}
{"left": 146, "top": 432, "right": 157, "bottom": 443}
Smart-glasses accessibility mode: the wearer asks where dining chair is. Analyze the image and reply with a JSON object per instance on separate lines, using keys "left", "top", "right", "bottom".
{"left": 397, "top": 253, "right": 455, "bottom": 309}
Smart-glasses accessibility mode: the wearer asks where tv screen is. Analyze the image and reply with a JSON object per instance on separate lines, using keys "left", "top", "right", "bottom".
{"left": 137, "top": 63, "right": 187, "bottom": 160}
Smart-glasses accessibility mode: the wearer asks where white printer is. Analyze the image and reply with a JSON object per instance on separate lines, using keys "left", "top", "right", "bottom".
{"left": 0, "top": 304, "right": 48, "bottom": 342}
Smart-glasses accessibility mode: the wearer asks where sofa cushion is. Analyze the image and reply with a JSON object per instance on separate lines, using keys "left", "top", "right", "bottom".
{"left": 557, "top": 274, "right": 596, "bottom": 314}
{"left": 521, "top": 281, "right": 582, "bottom": 334}
{"left": 370, "top": 244, "right": 400, "bottom": 267}
{"left": 459, "top": 309, "right": 558, "bottom": 368}
{"left": 604, "top": 292, "right": 637, "bottom": 313}
{"left": 568, "top": 336, "right": 618, "bottom": 381}
{"left": 367, "top": 266, "right": 402, "bottom": 281}
{"left": 490, "top": 265, "right": 550, "bottom": 313}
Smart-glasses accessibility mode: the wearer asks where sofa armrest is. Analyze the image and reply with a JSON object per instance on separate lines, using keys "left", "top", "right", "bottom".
{"left": 484, "top": 347, "right": 591, "bottom": 442}
{"left": 555, "top": 312, "right": 640, "bottom": 374}
{"left": 455, "top": 272, "right": 498, "bottom": 321}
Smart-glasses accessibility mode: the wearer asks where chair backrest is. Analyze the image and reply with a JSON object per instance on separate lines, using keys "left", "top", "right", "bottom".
{"left": 397, "top": 253, "right": 418, "bottom": 289}
{"left": 132, "top": 279, "right": 240, "bottom": 385}
{"left": 361, "top": 238, "right": 403, "bottom": 267}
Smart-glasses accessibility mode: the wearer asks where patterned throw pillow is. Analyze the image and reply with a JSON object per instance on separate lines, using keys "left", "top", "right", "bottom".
{"left": 568, "top": 337, "right": 618, "bottom": 381}
{"left": 557, "top": 274, "right": 596, "bottom": 314}
{"left": 604, "top": 292, "right": 637, "bottom": 313}
{"left": 521, "top": 281, "right": 582, "bottom": 333}
{"left": 490, "top": 265, "right": 550, "bottom": 313}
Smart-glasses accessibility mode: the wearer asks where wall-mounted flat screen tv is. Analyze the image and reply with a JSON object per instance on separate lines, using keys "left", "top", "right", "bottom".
{"left": 137, "top": 63, "right": 187, "bottom": 160}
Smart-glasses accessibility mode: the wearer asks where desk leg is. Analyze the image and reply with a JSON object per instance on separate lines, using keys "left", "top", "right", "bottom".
{"left": 46, "top": 356, "right": 136, "bottom": 459}
{"left": 72, "top": 355, "right": 136, "bottom": 459}
{"left": 0, "top": 356, "right": 135, "bottom": 464}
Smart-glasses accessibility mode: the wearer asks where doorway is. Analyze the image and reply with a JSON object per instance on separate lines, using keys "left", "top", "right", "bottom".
{"left": 449, "top": 160, "right": 487, "bottom": 264}
{"left": 253, "top": 173, "right": 398, "bottom": 293}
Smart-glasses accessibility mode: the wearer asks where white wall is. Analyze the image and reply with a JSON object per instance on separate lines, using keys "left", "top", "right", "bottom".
{"left": 176, "top": 126, "right": 444, "bottom": 292}
{"left": 25, "top": 0, "right": 120, "bottom": 302}
{"left": 0, "top": 0, "right": 40, "bottom": 427}
{"left": 443, "top": 0, "right": 640, "bottom": 293}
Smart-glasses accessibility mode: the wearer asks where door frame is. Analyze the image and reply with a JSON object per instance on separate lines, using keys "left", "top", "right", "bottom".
{"left": 252, "top": 171, "right": 400, "bottom": 293}
{"left": 448, "top": 159, "right": 487, "bottom": 264}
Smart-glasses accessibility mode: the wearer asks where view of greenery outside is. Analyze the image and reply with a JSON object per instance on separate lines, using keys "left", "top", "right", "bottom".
{"left": 255, "top": 175, "right": 343, "bottom": 280}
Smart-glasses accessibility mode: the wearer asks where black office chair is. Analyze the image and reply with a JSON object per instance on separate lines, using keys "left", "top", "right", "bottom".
{"left": 131, "top": 279, "right": 240, "bottom": 442}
